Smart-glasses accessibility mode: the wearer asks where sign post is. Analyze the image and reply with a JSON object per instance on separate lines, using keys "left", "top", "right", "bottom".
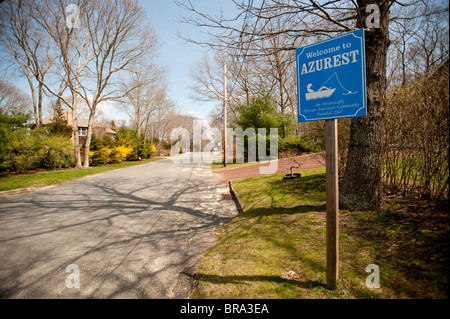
{"left": 223, "top": 63, "right": 227, "bottom": 167}
{"left": 296, "top": 29, "right": 367, "bottom": 289}
{"left": 325, "top": 119, "right": 339, "bottom": 289}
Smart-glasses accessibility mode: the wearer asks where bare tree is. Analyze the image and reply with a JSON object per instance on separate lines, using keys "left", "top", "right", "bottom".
{"left": 30, "top": 0, "right": 96, "bottom": 168}
{"left": 387, "top": 13, "right": 416, "bottom": 87}
{"left": 0, "top": 0, "right": 57, "bottom": 127}
{"left": 118, "top": 63, "right": 167, "bottom": 139}
{"left": 189, "top": 54, "right": 226, "bottom": 106}
{"left": 146, "top": 96, "right": 177, "bottom": 155}
{"left": 0, "top": 80, "right": 31, "bottom": 114}
{"left": 407, "top": 2, "right": 449, "bottom": 76}
{"left": 166, "top": 112, "right": 200, "bottom": 151}
{"left": 387, "top": 1, "right": 449, "bottom": 87}
{"left": 252, "top": 15, "right": 298, "bottom": 115}
{"left": 143, "top": 90, "right": 175, "bottom": 141}
{"left": 189, "top": 52, "right": 244, "bottom": 124}
{"left": 176, "top": 0, "right": 396, "bottom": 210}
{"left": 77, "top": 0, "right": 157, "bottom": 168}
{"left": 32, "top": 0, "right": 158, "bottom": 168}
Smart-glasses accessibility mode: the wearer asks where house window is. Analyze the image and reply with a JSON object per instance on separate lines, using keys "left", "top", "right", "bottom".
{"left": 78, "top": 127, "right": 87, "bottom": 136}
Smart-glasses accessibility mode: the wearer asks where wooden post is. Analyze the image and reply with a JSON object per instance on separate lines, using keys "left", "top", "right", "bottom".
{"left": 325, "top": 119, "right": 339, "bottom": 289}
{"left": 223, "top": 63, "right": 227, "bottom": 167}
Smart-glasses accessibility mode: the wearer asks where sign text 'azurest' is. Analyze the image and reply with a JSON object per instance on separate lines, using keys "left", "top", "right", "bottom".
{"left": 300, "top": 43, "right": 359, "bottom": 75}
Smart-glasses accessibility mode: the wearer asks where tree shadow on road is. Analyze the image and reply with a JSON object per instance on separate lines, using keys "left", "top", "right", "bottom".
{"left": 0, "top": 162, "right": 237, "bottom": 298}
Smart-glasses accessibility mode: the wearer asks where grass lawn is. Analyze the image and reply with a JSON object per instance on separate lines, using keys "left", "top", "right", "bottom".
{"left": 0, "top": 158, "right": 162, "bottom": 192}
{"left": 191, "top": 168, "right": 449, "bottom": 299}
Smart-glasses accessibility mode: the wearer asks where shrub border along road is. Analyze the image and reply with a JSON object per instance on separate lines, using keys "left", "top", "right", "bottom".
{"left": 0, "top": 158, "right": 163, "bottom": 197}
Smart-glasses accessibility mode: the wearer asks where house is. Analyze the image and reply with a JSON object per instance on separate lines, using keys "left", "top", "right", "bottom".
{"left": 41, "top": 111, "right": 116, "bottom": 144}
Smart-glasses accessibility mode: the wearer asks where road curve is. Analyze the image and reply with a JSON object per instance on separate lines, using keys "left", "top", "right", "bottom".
{"left": 0, "top": 153, "right": 238, "bottom": 298}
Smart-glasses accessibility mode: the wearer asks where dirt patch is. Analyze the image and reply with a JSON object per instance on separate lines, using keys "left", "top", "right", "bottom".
{"left": 221, "top": 193, "right": 232, "bottom": 200}
{"left": 282, "top": 267, "right": 305, "bottom": 282}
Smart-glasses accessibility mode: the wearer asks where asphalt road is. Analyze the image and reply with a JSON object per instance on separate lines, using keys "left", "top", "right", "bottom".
{"left": 0, "top": 153, "right": 238, "bottom": 298}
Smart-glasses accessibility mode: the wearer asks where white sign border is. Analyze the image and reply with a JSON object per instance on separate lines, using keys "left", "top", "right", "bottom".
{"left": 296, "top": 29, "right": 367, "bottom": 122}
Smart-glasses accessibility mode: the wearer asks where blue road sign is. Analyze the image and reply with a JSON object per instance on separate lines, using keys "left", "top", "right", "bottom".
{"left": 296, "top": 29, "right": 367, "bottom": 122}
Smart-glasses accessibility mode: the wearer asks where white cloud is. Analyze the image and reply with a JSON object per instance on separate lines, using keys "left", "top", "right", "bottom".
{"left": 97, "top": 100, "right": 129, "bottom": 122}
{"left": 184, "top": 110, "right": 201, "bottom": 117}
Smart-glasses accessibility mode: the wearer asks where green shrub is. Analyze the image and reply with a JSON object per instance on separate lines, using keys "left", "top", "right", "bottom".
{"left": 237, "top": 91, "right": 296, "bottom": 138}
{"left": 0, "top": 111, "right": 29, "bottom": 172}
{"left": 41, "top": 135, "right": 73, "bottom": 169}
{"left": 278, "top": 135, "right": 317, "bottom": 153}
{"left": 45, "top": 105, "right": 72, "bottom": 138}
{"left": 8, "top": 132, "right": 42, "bottom": 173}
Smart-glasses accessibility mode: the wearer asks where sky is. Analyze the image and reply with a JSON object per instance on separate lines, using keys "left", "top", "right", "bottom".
{"left": 119, "top": 0, "right": 238, "bottom": 121}
{"left": 95, "top": 0, "right": 238, "bottom": 122}
{"left": 140, "top": 0, "right": 223, "bottom": 120}
{"left": 2, "top": 0, "right": 238, "bottom": 122}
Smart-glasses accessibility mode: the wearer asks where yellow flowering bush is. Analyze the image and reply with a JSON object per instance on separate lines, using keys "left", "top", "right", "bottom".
{"left": 88, "top": 150, "right": 95, "bottom": 164}
{"left": 90, "top": 147, "right": 112, "bottom": 165}
{"left": 114, "top": 145, "right": 133, "bottom": 163}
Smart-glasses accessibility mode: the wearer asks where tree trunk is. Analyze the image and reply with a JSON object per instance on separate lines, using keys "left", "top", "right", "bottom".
{"left": 72, "top": 117, "right": 82, "bottom": 169}
{"left": 38, "top": 81, "right": 43, "bottom": 127}
{"left": 82, "top": 112, "right": 96, "bottom": 168}
{"left": 26, "top": 76, "right": 39, "bottom": 127}
{"left": 340, "top": 0, "right": 390, "bottom": 211}
{"left": 136, "top": 108, "right": 141, "bottom": 139}
{"left": 71, "top": 100, "right": 83, "bottom": 169}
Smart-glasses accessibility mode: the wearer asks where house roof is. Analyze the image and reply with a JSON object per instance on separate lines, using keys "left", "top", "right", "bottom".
{"left": 76, "top": 118, "right": 89, "bottom": 128}
{"left": 42, "top": 112, "right": 116, "bottom": 134}
{"left": 41, "top": 114, "right": 57, "bottom": 125}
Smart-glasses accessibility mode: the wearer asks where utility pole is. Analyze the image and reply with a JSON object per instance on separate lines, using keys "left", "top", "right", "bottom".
{"left": 223, "top": 63, "right": 227, "bottom": 167}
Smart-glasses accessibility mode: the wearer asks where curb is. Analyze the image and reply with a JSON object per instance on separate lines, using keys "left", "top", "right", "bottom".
{"left": 0, "top": 186, "right": 42, "bottom": 199}
{"left": 228, "top": 180, "right": 243, "bottom": 214}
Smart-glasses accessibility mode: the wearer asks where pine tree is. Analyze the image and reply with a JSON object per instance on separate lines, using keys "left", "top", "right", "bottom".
{"left": 48, "top": 106, "right": 72, "bottom": 138}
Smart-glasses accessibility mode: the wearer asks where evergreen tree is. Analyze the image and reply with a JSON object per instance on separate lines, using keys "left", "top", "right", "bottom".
{"left": 237, "top": 91, "right": 295, "bottom": 136}
{"left": 47, "top": 106, "right": 72, "bottom": 138}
